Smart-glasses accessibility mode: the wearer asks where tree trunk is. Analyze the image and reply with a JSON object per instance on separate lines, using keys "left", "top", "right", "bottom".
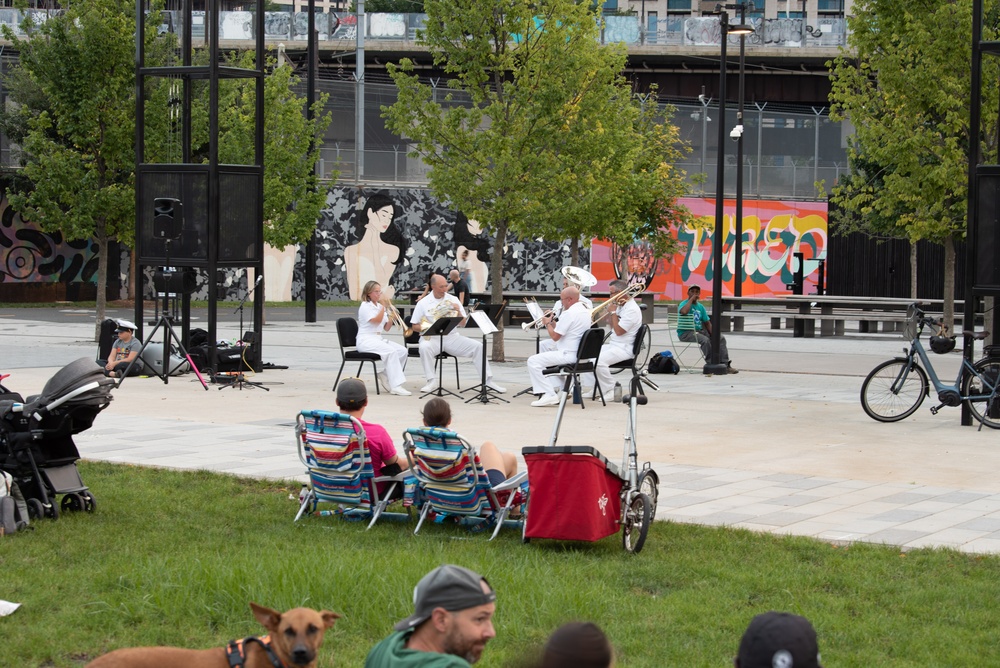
{"left": 570, "top": 237, "right": 579, "bottom": 267}
{"left": 942, "top": 234, "right": 955, "bottom": 333}
{"left": 94, "top": 224, "right": 108, "bottom": 342}
{"left": 909, "top": 242, "right": 918, "bottom": 300}
{"left": 489, "top": 221, "right": 508, "bottom": 362}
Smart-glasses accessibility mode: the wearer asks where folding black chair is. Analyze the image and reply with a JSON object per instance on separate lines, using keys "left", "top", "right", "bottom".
{"left": 542, "top": 327, "right": 606, "bottom": 410}
{"left": 333, "top": 317, "right": 381, "bottom": 394}
{"left": 608, "top": 323, "right": 657, "bottom": 394}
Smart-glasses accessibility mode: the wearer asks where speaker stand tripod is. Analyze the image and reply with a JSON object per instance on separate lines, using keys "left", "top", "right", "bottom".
{"left": 218, "top": 276, "right": 267, "bottom": 391}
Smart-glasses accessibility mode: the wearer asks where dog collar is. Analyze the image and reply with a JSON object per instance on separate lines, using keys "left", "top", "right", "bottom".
{"left": 226, "top": 634, "right": 285, "bottom": 668}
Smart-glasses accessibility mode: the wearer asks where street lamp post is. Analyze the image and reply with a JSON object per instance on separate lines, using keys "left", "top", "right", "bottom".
{"left": 734, "top": 2, "right": 749, "bottom": 299}
{"left": 706, "top": 10, "right": 753, "bottom": 376}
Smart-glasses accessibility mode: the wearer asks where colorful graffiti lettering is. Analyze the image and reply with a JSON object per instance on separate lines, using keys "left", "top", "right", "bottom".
{"left": 591, "top": 198, "right": 827, "bottom": 300}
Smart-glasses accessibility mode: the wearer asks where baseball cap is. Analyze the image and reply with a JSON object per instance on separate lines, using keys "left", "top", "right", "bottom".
{"left": 394, "top": 565, "right": 496, "bottom": 631}
{"left": 115, "top": 318, "right": 137, "bottom": 332}
{"left": 737, "top": 612, "right": 821, "bottom": 668}
{"left": 336, "top": 377, "right": 367, "bottom": 405}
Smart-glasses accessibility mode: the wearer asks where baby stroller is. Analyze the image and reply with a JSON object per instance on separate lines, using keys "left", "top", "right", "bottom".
{"left": 0, "top": 358, "right": 114, "bottom": 520}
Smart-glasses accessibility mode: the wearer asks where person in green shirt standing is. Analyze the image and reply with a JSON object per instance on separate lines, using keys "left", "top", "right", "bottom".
{"left": 677, "top": 285, "right": 738, "bottom": 374}
{"left": 365, "top": 564, "right": 497, "bottom": 667}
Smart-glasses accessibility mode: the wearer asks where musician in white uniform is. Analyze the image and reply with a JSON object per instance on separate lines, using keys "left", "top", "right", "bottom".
{"left": 541, "top": 268, "right": 593, "bottom": 353}
{"left": 527, "top": 286, "right": 592, "bottom": 406}
{"left": 411, "top": 274, "right": 506, "bottom": 394}
{"left": 588, "top": 279, "right": 642, "bottom": 399}
{"left": 356, "top": 281, "right": 411, "bottom": 395}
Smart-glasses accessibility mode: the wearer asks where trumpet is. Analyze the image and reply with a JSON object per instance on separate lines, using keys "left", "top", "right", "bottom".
{"left": 590, "top": 283, "right": 645, "bottom": 323}
{"left": 521, "top": 310, "right": 556, "bottom": 330}
{"left": 521, "top": 298, "right": 556, "bottom": 330}
{"left": 380, "top": 296, "right": 412, "bottom": 336}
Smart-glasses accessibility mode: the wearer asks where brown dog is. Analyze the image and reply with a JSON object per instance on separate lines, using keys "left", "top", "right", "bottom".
{"left": 85, "top": 602, "right": 340, "bottom": 668}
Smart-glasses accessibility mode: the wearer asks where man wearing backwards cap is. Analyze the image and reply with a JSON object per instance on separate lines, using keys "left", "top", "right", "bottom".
{"left": 365, "top": 564, "right": 497, "bottom": 667}
{"left": 735, "top": 611, "right": 822, "bottom": 668}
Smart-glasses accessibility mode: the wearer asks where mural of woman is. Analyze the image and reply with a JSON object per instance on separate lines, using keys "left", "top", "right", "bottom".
{"left": 454, "top": 212, "right": 491, "bottom": 294}
{"left": 344, "top": 191, "right": 408, "bottom": 301}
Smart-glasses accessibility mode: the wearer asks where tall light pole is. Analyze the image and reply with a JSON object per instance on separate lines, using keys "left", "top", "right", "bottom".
{"left": 733, "top": 2, "right": 750, "bottom": 299}
{"left": 707, "top": 10, "right": 753, "bottom": 376}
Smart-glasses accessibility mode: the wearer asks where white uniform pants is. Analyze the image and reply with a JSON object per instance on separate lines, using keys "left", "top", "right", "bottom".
{"left": 419, "top": 333, "right": 490, "bottom": 383}
{"left": 356, "top": 334, "right": 408, "bottom": 389}
{"left": 589, "top": 343, "right": 633, "bottom": 396}
{"left": 527, "top": 350, "right": 575, "bottom": 396}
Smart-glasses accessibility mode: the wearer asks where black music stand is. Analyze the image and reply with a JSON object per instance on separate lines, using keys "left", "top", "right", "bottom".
{"left": 218, "top": 276, "right": 267, "bottom": 391}
{"left": 420, "top": 316, "right": 463, "bottom": 399}
{"left": 464, "top": 303, "right": 508, "bottom": 405}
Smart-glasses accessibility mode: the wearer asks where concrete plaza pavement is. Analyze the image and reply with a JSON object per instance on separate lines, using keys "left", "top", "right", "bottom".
{"left": 3, "top": 305, "right": 1000, "bottom": 554}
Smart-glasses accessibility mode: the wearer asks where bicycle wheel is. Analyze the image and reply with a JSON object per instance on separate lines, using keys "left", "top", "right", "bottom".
{"left": 622, "top": 492, "right": 651, "bottom": 554}
{"left": 860, "top": 358, "right": 928, "bottom": 422}
{"left": 962, "top": 359, "right": 1000, "bottom": 429}
{"left": 637, "top": 469, "right": 659, "bottom": 512}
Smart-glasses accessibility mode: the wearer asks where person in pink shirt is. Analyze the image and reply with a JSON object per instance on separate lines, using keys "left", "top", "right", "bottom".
{"left": 336, "top": 377, "right": 404, "bottom": 498}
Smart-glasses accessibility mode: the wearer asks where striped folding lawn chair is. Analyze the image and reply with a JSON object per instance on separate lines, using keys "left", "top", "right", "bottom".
{"left": 294, "top": 409, "right": 407, "bottom": 529}
{"left": 402, "top": 427, "right": 527, "bottom": 540}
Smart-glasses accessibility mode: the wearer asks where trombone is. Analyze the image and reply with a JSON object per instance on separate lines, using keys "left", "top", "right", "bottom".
{"left": 590, "top": 283, "right": 645, "bottom": 323}
{"left": 380, "top": 296, "right": 413, "bottom": 336}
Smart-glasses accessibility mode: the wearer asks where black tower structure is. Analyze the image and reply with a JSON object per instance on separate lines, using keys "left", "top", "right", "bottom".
{"left": 133, "top": 0, "right": 265, "bottom": 371}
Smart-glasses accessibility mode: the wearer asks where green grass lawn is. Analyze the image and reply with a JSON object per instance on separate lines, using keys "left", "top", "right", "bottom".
{"left": 2, "top": 462, "right": 998, "bottom": 667}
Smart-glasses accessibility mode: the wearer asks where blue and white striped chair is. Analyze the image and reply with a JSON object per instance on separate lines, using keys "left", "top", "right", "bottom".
{"left": 402, "top": 427, "right": 527, "bottom": 540}
{"left": 294, "top": 409, "right": 407, "bottom": 529}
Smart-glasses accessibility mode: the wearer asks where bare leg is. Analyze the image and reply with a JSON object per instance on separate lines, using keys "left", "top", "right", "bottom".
{"left": 479, "top": 440, "right": 517, "bottom": 479}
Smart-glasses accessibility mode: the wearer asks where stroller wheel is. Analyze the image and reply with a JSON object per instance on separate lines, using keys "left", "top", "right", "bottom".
{"left": 82, "top": 491, "right": 97, "bottom": 512}
{"left": 26, "top": 498, "right": 44, "bottom": 520}
{"left": 46, "top": 499, "right": 60, "bottom": 520}
{"left": 61, "top": 493, "right": 85, "bottom": 513}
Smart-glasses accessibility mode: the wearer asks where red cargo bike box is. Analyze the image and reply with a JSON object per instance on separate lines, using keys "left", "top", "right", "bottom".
{"left": 522, "top": 446, "right": 624, "bottom": 542}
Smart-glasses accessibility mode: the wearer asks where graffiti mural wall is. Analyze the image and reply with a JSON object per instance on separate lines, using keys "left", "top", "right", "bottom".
{"left": 290, "top": 186, "right": 585, "bottom": 301}
{"left": 590, "top": 198, "right": 827, "bottom": 300}
{"left": 0, "top": 198, "right": 98, "bottom": 287}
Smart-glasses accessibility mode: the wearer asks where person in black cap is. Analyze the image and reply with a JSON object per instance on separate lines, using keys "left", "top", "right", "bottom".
{"left": 99, "top": 319, "right": 144, "bottom": 378}
{"left": 735, "top": 611, "right": 822, "bottom": 668}
{"left": 365, "top": 564, "right": 497, "bottom": 667}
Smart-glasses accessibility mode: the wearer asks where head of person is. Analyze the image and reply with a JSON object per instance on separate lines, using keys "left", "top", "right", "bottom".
{"left": 449, "top": 269, "right": 461, "bottom": 283}
{"left": 363, "top": 192, "right": 396, "bottom": 233}
{"left": 461, "top": 249, "right": 470, "bottom": 260}
{"left": 362, "top": 281, "right": 383, "bottom": 304}
{"left": 430, "top": 274, "right": 449, "bottom": 299}
{"left": 735, "top": 611, "right": 821, "bottom": 668}
{"left": 115, "top": 319, "right": 136, "bottom": 341}
{"left": 687, "top": 285, "right": 701, "bottom": 300}
{"left": 396, "top": 564, "right": 497, "bottom": 664}
{"left": 609, "top": 279, "right": 629, "bottom": 301}
{"left": 422, "top": 398, "right": 452, "bottom": 428}
{"left": 541, "top": 622, "right": 614, "bottom": 668}
{"left": 336, "top": 378, "right": 368, "bottom": 414}
{"left": 560, "top": 286, "right": 580, "bottom": 309}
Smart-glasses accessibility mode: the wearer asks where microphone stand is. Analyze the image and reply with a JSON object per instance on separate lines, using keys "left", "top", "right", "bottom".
{"left": 219, "top": 275, "right": 267, "bottom": 391}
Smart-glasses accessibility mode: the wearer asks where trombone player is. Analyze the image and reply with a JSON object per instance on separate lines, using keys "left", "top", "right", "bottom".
{"left": 357, "top": 280, "right": 412, "bottom": 395}
{"left": 410, "top": 273, "right": 507, "bottom": 394}
{"left": 586, "top": 279, "right": 643, "bottom": 399}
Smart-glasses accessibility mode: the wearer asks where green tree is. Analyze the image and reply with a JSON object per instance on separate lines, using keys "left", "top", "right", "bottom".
{"left": 384, "top": 0, "right": 693, "bottom": 360}
{"left": 828, "top": 0, "right": 1000, "bottom": 327}
{"left": 2, "top": 0, "right": 153, "bottom": 339}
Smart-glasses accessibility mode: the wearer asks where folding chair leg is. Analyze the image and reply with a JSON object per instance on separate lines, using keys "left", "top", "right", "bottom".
{"left": 592, "top": 370, "right": 605, "bottom": 406}
{"left": 414, "top": 501, "right": 433, "bottom": 535}
{"left": 333, "top": 361, "right": 347, "bottom": 392}
{"left": 294, "top": 489, "right": 314, "bottom": 522}
{"left": 490, "top": 507, "right": 509, "bottom": 540}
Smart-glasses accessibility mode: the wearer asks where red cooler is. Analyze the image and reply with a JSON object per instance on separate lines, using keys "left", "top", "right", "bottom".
{"left": 522, "top": 446, "right": 624, "bottom": 542}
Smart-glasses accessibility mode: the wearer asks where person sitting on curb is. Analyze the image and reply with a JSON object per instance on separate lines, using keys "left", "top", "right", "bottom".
{"left": 735, "top": 611, "right": 822, "bottom": 668}
{"left": 365, "top": 564, "right": 497, "bottom": 667}
{"left": 336, "top": 377, "right": 405, "bottom": 499}
{"left": 677, "top": 285, "right": 738, "bottom": 374}
{"left": 98, "top": 319, "right": 144, "bottom": 378}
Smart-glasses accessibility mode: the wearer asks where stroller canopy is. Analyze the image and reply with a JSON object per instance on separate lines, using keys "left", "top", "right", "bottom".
{"left": 24, "top": 358, "right": 114, "bottom": 415}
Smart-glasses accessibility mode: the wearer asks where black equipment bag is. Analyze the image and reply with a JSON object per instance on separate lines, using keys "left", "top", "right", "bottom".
{"left": 97, "top": 318, "right": 117, "bottom": 362}
{"left": 648, "top": 351, "right": 680, "bottom": 375}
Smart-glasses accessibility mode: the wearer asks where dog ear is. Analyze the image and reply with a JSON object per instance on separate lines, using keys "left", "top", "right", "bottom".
{"left": 321, "top": 611, "right": 342, "bottom": 629}
{"left": 249, "top": 602, "right": 283, "bottom": 632}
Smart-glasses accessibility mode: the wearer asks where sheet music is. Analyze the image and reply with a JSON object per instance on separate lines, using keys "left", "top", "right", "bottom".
{"left": 470, "top": 310, "right": 498, "bottom": 335}
{"left": 525, "top": 300, "right": 545, "bottom": 323}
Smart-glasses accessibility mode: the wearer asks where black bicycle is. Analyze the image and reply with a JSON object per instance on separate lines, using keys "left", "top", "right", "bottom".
{"left": 861, "top": 304, "right": 1000, "bottom": 429}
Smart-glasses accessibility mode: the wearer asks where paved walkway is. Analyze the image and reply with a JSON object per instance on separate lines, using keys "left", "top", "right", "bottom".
{"left": 3, "top": 306, "right": 1000, "bottom": 554}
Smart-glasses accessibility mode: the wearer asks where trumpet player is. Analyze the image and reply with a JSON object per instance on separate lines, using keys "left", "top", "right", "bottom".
{"left": 357, "top": 281, "right": 412, "bottom": 395}
{"left": 527, "top": 286, "right": 592, "bottom": 406}
{"left": 586, "top": 279, "right": 643, "bottom": 399}
{"left": 541, "top": 272, "right": 593, "bottom": 353}
{"left": 411, "top": 274, "right": 507, "bottom": 394}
